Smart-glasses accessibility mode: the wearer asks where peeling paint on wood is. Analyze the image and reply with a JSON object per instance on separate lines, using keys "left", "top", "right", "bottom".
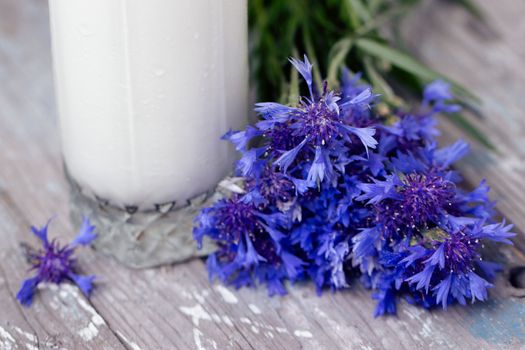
{"left": 214, "top": 285, "right": 239, "bottom": 304}
{"left": 179, "top": 304, "right": 213, "bottom": 326}
{"left": 293, "top": 330, "right": 313, "bottom": 338}
{"left": 468, "top": 299, "right": 525, "bottom": 345}
{"left": 248, "top": 304, "right": 262, "bottom": 315}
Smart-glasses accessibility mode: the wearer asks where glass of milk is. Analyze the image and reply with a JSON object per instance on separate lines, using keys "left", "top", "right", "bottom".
{"left": 49, "top": 0, "right": 248, "bottom": 267}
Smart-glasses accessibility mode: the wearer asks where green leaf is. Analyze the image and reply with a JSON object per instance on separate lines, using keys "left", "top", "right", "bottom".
{"left": 367, "top": 0, "right": 383, "bottom": 15}
{"left": 362, "top": 57, "right": 396, "bottom": 103}
{"left": 288, "top": 47, "right": 301, "bottom": 104}
{"left": 327, "top": 38, "right": 353, "bottom": 88}
{"left": 341, "top": 0, "right": 360, "bottom": 30}
{"left": 355, "top": 38, "right": 479, "bottom": 104}
{"left": 346, "top": 0, "right": 371, "bottom": 23}
{"left": 302, "top": 25, "right": 323, "bottom": 93}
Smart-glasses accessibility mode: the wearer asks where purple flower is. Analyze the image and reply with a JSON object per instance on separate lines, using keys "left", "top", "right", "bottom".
{"left": 243, "top": 62, "right": 378, "bottom": 187}
{"left": 192, "top": 55, "right": 513, "bottom": 317}
{"left": 255, "top": 102, "right": 295, "bottom": 122}
{"left": 373, "top": 288, "right": 397, "bottom": 317}
{"left": 406, "top": 264, "right": 436, "bottom": 293}
{"left": 424, "top": 80, "right": 453, "bottom": 103}
{"left": 246, "top": 166, "right": 296, "bottom": 207}
{"left": 274, "top": 137, "right": 308, "bottom": 173}
{"left": 194, "top": 194, "right": 305, "bottom": 295}
{"left": 222, "top": 126, "right": 262, "bottom": 152}
{"left": 471, "top": 220, "right": 515, "bottom": 244}
{"left": 352, "top": 227, "right": 380, "bottom": 269}
{"left": 468, "top": 272, "right": 492, "bottom": 302}
{"left": 399, "top": 222, "right": 513, "bottom": 309}
{"left": 17, "top": 217, "right": 97, "bottom": 306}
{"left": 289, "top": 55, "right": 314, "bottom": 99}
{"left": 357, "top": 175, "right": 402, "bottom": 205}
{"left": 433, "top": 274, "right": 452, "bottom": 308}
{"left": 433, "top": 140, "right": 470, "bottom": 169}
{"left": 307, "top": 147, "right": 330, "bottom": 184}
{"left": 359, "top": 169, "right": 459, "bottom": 246}
{"left": 423, "top": 80, "right": 461, "bottom": 114}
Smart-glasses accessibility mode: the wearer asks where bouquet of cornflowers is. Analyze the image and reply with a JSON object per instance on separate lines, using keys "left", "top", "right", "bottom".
{"left": 193, "top": 56, "right": 514, "bottom": 316}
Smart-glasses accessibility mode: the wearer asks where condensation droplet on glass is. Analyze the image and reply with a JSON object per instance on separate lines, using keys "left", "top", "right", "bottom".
{"left": 154, "top": 69, "right": 166, "bottom": 77}
{"left": 77, "top": 23, "right": 94, "bottom": 37}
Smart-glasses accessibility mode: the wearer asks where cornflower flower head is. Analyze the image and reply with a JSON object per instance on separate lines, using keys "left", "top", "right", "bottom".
{"left": 194, "top": 194, "right": 304, "bottom": 295}
{"left": 17, "top": 217, "right": 97, "bottom": 306}
{"left": 224, "top": 56, "right": 378, "bottom": 188}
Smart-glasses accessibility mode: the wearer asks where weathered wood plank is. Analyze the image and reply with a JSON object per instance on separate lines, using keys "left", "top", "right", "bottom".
{"left": 0, "top": 0, "right": 525, "bottom": 349}
{"left": 404, "top": 0, "right": 525, "bottom": 249}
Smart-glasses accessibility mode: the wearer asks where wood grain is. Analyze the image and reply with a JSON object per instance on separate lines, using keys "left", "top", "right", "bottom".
{"left": 1, "top": 0, "right": 525, "bottom": 349}
{"left": 404, "top": 0, "right": 525, "bottom": 251}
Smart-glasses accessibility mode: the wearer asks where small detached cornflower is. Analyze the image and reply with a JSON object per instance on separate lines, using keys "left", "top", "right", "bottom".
{"left": 193, "top": 54, "right": 514, "bottom": 317}
{"left": 17, "top": 217, "right": 97, "bottom": 306}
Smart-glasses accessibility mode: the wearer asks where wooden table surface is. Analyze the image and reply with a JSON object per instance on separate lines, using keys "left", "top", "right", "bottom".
{"left": 1, "top": 0, "right": 525, "bottom": 349}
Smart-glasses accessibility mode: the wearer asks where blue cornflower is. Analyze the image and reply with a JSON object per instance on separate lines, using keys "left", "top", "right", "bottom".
{"left": 271, "top": 82, "right": 378, "bottom": 183}
{"left": 354, "top": 135, "right": 512, "bottom": 314}
{"left": 193, "top": 55, "right": 513, "bottom": 317}
{"left": 385, "top": 114, "right": 439, "bottom": 152}
{"left": 405, "top": 221, "right": 514, "bottom": 308}
{"left": 360, "top": 218, "right": 514, "bottom": 315}
{"left": 380, "top": 80, "right": 459, "bottom": 155}
{"left": 377, "top": 173, "right": 456, "bottom": 238}
{"left": 194, "top": 194, "right": 305, "bottom": 295}
{"left": 423, "top": 80, "right": 461, "bottom": 114}
{"left": 17, "top": 217, "right": 97, "bottom": 306}
{"left": 224, "top": 57, "right": 378, "bottom": 187}
{"left": 245, "top": 166, "right": 297, "bottom": 210}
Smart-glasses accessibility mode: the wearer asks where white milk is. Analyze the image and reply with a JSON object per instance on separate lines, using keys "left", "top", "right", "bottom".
{"left": 49, "top": 0, "right": 248, "bottom": 210}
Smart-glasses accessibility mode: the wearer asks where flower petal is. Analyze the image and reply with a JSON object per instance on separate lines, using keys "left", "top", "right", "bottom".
{"left": 274, "top": 137, "right": 308, "bottom": 173}
{"left": 31, "top": 218, "right": 53, "bottom": 246}
{"left": 407, "top": 264, "right": 435, "bottom": 293}
{"left": 307, "top": 147, "right": 326, "bottom": 185}
{"left": 469, "top": 272, "right": 492, "bottom": 302}
{"left": 69, "top": 273, "right": 96, "bottom": 297}
{"left": 424, "top": 244, "right": 445, "bottom": 269}
{"left": 71, "top": 217, "right": 97, "bottom": 246}
{"left": 343, "top": 125, "right": 378, "bottom": 156}
{"left": 433, "top": 274, "right": 452, "bottom": 309}
{"left": 16, "top": 276, "right": 40, "bottom": 306}
{"left": 434, "top": 140, "right": 469, "bottom": 168}
{"left": 289, "top": 55, "right": 313, "bottom": 90}
{"left": 424, "top": 80, "right": 453, "bottom": 104}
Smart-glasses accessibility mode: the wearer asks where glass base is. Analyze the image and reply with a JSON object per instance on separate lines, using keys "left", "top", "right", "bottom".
{"left": 66, "top": 169, "right": 219, "bottom": 268}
